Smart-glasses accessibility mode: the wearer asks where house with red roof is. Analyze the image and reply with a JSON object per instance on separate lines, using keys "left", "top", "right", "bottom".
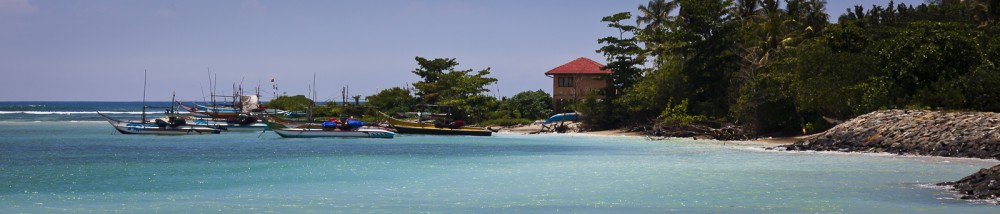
{"left": 545, "top": 57, "right": 613, "bottom": 110}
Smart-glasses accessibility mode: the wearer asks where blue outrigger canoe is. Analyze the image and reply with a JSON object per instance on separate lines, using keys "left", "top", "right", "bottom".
{"left": 544, "top": 112, "right": 580, "bottom": 124}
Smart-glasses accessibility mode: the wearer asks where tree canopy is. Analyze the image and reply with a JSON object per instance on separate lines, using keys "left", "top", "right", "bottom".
{"left": 266, "top": 95, "right": 314, "bottom": 112}
{"left": 590, "top": 0, "right": 1000, "bottom": 136}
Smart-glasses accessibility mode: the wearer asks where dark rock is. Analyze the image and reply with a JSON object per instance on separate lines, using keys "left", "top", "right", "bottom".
{"left": 938, "top": 164, "right": 1000, "bottom": 202}
{"left": 779, "top": 110, "right": 1000, "bottom": 202}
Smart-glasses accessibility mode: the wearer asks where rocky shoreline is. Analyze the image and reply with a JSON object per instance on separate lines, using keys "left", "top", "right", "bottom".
{"left": 781, "top": 110, "right": 1000, "bottom": 202}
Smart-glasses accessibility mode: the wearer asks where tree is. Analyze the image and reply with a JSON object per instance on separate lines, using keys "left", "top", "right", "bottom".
{"left": 410, "top": 56, "right": 498, "bottom": 105}
{"left": 672, "top": 0, "right": 740, "bottom": 118}
{"left": 506, "top": 90, "right": 553, "bottom": 120}
{"left": 266, "top": 95, "right": 314, "bottom": 112}
{"left": 594, "top": 12, "right": 647, "bottom": 128}
{"left": 637, "top": 0, "right": 680, "bottom": 58}
{"left": 598, "top": 12, "right": 647, "bottom": 96}
{"left": 351, "top": 95, "right": 361, "bottom": 105}
{"left": 408, "top": 56, "right": 498, "bottom": 123}
{"left": 365, "top": 87, "right": 418, "bottom": 114}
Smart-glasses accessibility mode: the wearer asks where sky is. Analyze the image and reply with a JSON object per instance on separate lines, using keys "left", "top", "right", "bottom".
{"left": 0, "top": 0, "right": 926, "bottom": 101}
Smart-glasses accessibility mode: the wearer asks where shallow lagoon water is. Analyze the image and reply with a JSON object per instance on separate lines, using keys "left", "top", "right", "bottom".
{"left": 2, "top": 121, "right": 999, "bottom": 213}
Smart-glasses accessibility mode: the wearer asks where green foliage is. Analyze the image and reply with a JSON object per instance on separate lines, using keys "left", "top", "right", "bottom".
{"left": 371, "top": 59, "right": 552, "bottom": 125}
{"left": 615, "top": 57, "right": 685, "bottom": 124}
{"left": 504, "top": 90, "right": 553, "bottom": 120}
{"left": 598, "top": 12, "right": 646, "bottom": 96}
{"left": 874, "top": 21, "right": 985, "bottom": 109}
{"left": 404, "top": 56, "right": 501, "bottom": 124}
{"left": 443, "top": 94, "right": 499, "bottom": 124}
{"left": 573, "top": 92, "right": 615, "bottom": 130}
{"left": 266, "top": 95, "right": 314, "bottom": 112}
{"left": 672, "top": 0, "right": 741, "bottom": 118}
{"left": 602, "top": 0, "right": 1000, "bottom": 137}
{"left": 365, "top": 87, "right": 418, "bottom": 114}
{"left": 410, "top": 56, "right": 498, "bottom": 105}
{"left": 656, "top": 99, "right": 708, "bottom": 127}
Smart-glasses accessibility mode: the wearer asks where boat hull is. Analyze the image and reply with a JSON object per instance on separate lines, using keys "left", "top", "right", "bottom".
{"left": 391, "top": 125, "right": 493, "bottom": 136}
{"left": 379, "top": 112, "right": 492, "bottom": 136}
{"left": 110, "top": 122, "right": 222, "bottom": 135}
{"left": 544, "top": 112, "right": 579, "bottom": 124}
{"left": 98, "top": 111, "right": 221, "bottom": 135}
{"left": 190, "top": 119, "right": 269, "bottom": 132}
{"left": 272, "top": 128, "right": 395, "bottom": 138}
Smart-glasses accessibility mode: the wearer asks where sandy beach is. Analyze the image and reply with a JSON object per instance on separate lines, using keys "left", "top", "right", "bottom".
{"left": 496, "top": 122, "right": 640, "bottom": 137}
{"left": 496, "top": 122, "right": 811, "bottom": 146}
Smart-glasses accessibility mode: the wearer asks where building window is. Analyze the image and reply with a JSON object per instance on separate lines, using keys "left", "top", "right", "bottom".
{"left": 557, "top": 76, "right": 574, "bottom": 87}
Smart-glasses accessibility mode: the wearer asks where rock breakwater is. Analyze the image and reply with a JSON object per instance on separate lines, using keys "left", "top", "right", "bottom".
{"left": 784, "top": 110, "right": 1000, "bottom": 159}
{"left": 782, "top": 109, "right": 1000, "bottom": 202}
{"left": 938, "top": 164, "right": 1000, "bottom": 202}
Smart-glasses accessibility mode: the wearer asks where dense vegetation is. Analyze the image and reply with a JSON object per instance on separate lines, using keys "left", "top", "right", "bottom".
{"left": 266, "top": 95, "right": 314, "bottom": 112}
{"left": 358, "top": 57, "right": 552, "bottom": 125}
{"left": 582, "top": 0, "right": 1000, "bottom": 137}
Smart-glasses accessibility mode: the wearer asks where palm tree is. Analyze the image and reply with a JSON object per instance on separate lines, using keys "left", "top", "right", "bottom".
{"left": 636, "top": 0, "right": 680, "bottom": 59}
{"left": 636, "top": 0, "right": 679, "bottom": 31}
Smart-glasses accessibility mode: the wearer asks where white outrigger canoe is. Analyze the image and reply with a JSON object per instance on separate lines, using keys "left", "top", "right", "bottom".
{"left": 272, "top": 128, "right": 395, "bottom": 138}
{"left": 189, "top": 118, "right": 269, "bottom": 132}
{"left": 98, "top": 112, "right": 221, "bottom": 135}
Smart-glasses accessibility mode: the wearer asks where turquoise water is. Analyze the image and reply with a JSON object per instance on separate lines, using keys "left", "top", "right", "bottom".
{"left": 1, "top": 102, "right": 999, "bottom": 212}
{"left": 2, "top": 121, "right": 999, "bottom": 213}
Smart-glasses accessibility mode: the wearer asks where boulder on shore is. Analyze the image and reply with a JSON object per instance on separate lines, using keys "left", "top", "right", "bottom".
{"left": 781, "top": 110, "right": 1000, "bottom": 201}
{"left": 938, "top": 164, "right": 1000, "bottom": 202}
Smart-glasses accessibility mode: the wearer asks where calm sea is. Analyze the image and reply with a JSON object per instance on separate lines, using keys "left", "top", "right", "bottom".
{"left": 1, "top": 102, "right": 998, "bottom": 213}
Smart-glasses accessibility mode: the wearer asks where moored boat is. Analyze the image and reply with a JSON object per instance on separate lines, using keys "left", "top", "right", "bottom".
{"left": 380, "top": 112, "right": 493, "bottom": 136}
{"left": 188, "top": 117, "right": 270, "bottom": 132}
{"left": 98, "top": 70, "right": 221, "bottom": 135}
{"left": 265, "top": 118, "right": 395, "bottom": 139}
{"left": 271, "top": 127, "right": 395, "bottom": 138}
{"left": 177, "top": 102, "right": 242, "bottom": 118}
{"left": 98, "top": 112, "right": 221, "bottom": 135}
{"left": 543, "top": 112, "right": 580, "bottom": 124}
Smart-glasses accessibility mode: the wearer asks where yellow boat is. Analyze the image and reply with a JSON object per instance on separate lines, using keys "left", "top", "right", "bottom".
{"left": 380, "top": 112, "right": 493, "bottom": 136}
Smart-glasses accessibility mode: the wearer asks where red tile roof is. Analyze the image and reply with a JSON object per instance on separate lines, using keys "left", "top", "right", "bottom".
{"left": 545, "top": 57, "right": 612, "bottom": 75}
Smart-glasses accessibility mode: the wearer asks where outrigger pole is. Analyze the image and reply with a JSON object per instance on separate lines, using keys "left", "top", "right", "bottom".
{"left": 141, "top": 69, "right": 147, "bottom": 124}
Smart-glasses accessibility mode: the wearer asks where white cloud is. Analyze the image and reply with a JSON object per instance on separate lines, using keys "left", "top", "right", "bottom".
{"left": 0, "top": 0, "right": 39, "bottom": 16}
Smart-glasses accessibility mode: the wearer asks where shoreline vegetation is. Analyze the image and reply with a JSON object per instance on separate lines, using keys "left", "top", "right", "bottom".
{"left": 256, "top": 0, "right": 1000, "bottom": 203}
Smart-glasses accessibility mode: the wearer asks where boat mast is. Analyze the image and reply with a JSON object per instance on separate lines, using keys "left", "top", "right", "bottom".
{"left": 141, "top": 69, "right": 147, "bottom": 124}
{"left": 170, "top": 91, "right": 176, "bottom": 116}
{"left": 213, "top": 72, "right": 218, "bottom": 117}
{"left": 307, "top": 73, "right": 316, "bottom": 121}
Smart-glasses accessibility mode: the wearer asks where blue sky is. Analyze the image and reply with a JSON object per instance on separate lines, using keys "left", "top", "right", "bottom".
{"left": 0, "top": 0, "right": 925, "bottom": 101}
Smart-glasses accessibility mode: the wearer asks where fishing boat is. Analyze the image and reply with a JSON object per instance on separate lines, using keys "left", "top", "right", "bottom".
{"left": 265, "top": 119, "right": 395, "bottom": 138}
{"left": 380, "top": 112, "right": 493, "bottom": 136}
{"left": 174, "top": 88, "right": 268, "bottom": 132}
{"left": 271, "top": 127, "right": 395, "bottom": 138}
{"left": 177, "top": 102, "right": 242, "bottom": 118}
{"left": 263, "top": 74, "right": 394, "bottom": 138}
{"left": 186, "top": 116, "right": 269, "bottom": 132}
{"left": 543, "top": 112, "right": 580, "bottom": 124}
{"left": 98, "top": 70, "right": 221, "bottom": 135}
{"left": 98, "top": 112, "right": 221, "bottom": 135}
